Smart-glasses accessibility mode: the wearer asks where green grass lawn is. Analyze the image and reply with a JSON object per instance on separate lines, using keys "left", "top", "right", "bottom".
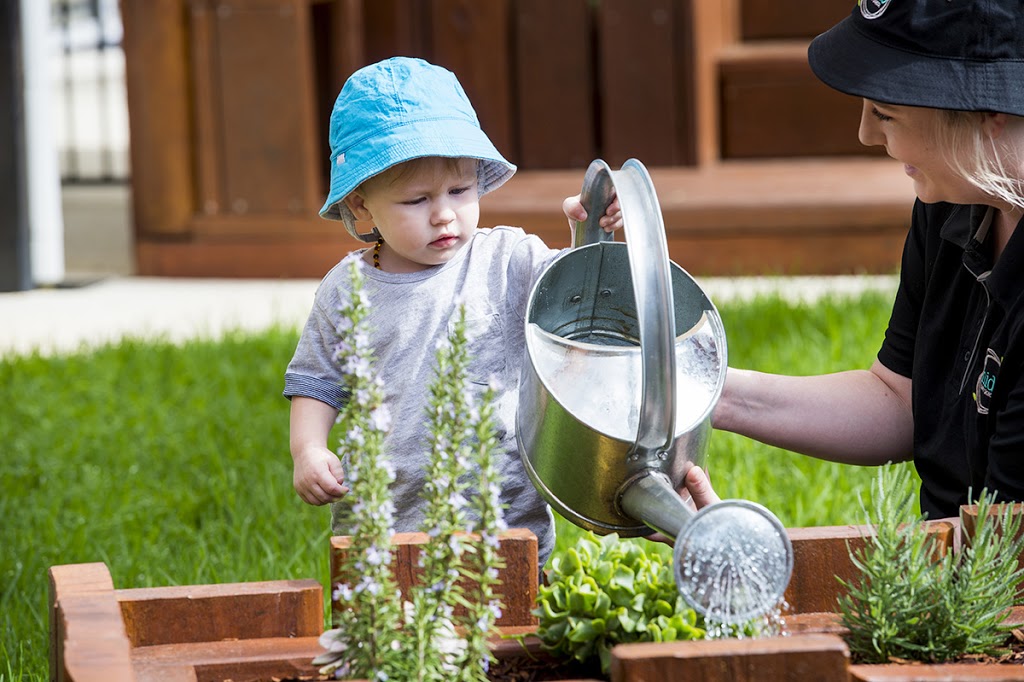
{"left": 0, "top": 289, "right": 911, "bottom": 680}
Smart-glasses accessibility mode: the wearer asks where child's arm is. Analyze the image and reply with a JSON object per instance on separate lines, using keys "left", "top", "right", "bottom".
{"left": 289, "top": 396, "right": 348, "bottom": 505}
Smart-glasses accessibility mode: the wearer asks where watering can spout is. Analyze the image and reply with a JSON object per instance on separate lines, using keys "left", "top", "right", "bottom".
{"left": 618, "top": 470, "right": 692, "bottom": 539}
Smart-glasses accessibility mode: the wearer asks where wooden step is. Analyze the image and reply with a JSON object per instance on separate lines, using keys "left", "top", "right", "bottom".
{"left": 740, "top": 0, "right": 851, "bottom": 41}
{"left": 717, "top": 41, "right": 880, "bottom": 159}
{"left": 481, "top": 157, "right": 917, "bottom": 276}
{"left": 135, "top": 158, "right": 915, "bottom": 278}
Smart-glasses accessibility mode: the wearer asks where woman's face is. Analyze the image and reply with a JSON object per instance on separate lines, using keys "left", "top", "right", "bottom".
{"left": 857, "top": 99, "right": 988, "bottom": 206}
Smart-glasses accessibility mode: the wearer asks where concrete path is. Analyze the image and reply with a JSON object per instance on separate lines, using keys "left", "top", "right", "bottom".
{"left": 0, "top": 274, "right": 898, "bottom": 358}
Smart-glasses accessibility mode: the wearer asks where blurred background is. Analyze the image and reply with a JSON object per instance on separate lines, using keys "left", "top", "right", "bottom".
{"left": 1, "top": 0, "right": 916, "bottom": 292}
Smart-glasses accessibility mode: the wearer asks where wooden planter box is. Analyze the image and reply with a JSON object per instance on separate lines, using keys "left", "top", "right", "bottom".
{"left": 50, "top": 515, "right": 1024, "bottom": 682}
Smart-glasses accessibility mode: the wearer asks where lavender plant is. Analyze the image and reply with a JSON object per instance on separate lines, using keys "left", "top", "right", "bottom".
{"left": 315, "top": 263, "right": 508, "bottom": 681}
{"left": 838, "top": 463, "right": 1024, "bottom": 664}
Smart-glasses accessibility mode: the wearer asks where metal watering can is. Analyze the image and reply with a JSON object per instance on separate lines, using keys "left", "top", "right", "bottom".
{"left": 517, "top": 159, "right": 793, "bottom": 624}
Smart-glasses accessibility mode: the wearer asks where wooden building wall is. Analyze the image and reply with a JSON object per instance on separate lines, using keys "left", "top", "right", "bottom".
{"left": 121, "top": 0, "right": 911, "bottom": 278}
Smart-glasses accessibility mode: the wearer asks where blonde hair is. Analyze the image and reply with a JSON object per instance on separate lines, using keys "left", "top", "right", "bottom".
{"left": 940, "top": 110, "right": 1024, "bottom": 210}
{"left": 360, "top": 156, "right": 477, "bottom": 193}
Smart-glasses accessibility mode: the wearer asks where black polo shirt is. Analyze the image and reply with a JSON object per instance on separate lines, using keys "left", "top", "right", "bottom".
{"left": 878, "top": 200, "right": 1024, "bottom": 519}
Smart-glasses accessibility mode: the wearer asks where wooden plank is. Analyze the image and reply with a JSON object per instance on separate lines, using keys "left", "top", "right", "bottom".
{"left": 134, "top": 228, "right": 908, "bottom": 278}
{"left": 610, "top": 634, "right": 850, "bottom": 682}
{"left": 116, "top": 579, "right": 323, "bottom": 648}
{"left": 960, "top": 503, "right": 1024, "bottom": 596}
{"left": 49, "top": 563, "right": 137, "bottom": 682}
{"left": 718, "top": 41, "right": 878, "bottom": 158}
{"left": 513, "top": 0, "right": 595, "bottom": 169}
{"left": 741, "top": 0, "right": 851, "bottom": 41}
{"left": 785, "top": 522, "right": 954, "bottom": 615}
{"left": 130, "top": 638, "right": 322, "bottom": 681}
{"left": 597, "top": 0, "right": 683, "bottom": 167}
{"left": 851, "top": 663, "right": 1024, "bottom": 681}
{"left": 135, "top": 233, "right": 353, "bottom": 278}
{"left": 120, "top": 0, "right": 194, "bottom": 236}
{"left": 690, "top": 0, "right": 739, "bottom": 164}
{"left": 430, "top": 0, "right": 514, "bottom": 159}
{"left": 362, "top": 0, "right": 433, "bottom": 65}
{"left": 671, "top": 0, "right": 699, "bottom": 167}
{"left": 311, "top": 0, "right": 364, "bottom": 194}
{"left": 188, "top": 2, "right": 222, "bottom": 217}
{"left": 136, "top": 158, "right": 917, "bottom": 277}
{"left": 330, "top": 529, "right": 539, "bottom": 628}
{"left": 211, "top": 0, "right": 321, "bottom": 216}
{"left": 325, "top": 0, "right": 364, "bottom": 87}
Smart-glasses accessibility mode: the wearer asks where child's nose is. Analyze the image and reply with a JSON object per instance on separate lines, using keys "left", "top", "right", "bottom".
{"left": 432, "top": 202, "right": 456, "bottom": 225}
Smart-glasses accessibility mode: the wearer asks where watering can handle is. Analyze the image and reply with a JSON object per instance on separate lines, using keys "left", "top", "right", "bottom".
{"left": 574, "top": 159, "right": 677, "bottom": 458}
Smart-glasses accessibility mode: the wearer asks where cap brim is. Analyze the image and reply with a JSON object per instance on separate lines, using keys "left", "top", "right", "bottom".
{"left": 809, "top": 15, "right": 1024, "bottom": 116}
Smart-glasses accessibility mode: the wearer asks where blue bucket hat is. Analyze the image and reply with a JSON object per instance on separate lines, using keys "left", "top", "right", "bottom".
{"left": 320, "top": 57, "right": 517, "bottom": 242}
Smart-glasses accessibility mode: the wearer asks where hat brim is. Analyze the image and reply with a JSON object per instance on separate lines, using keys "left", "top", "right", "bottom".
{"left": 319, "top": 116, "right": 516, "bottom": 240}
{"left": 809, "top": 15, "right": 1024, "bottom": 117}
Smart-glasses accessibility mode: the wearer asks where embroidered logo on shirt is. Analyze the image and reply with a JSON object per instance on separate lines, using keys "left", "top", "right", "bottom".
{"left": 859, "top": 0, "right": 890, "bottom": 19}
{"left": 974, "top": 348, "right": 1001, "bottom": 415}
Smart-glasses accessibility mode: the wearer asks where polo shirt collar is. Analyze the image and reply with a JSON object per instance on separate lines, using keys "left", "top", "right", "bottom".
{"left": 986, "top": 211, "right": 1024, "bottom": 309}
{"left": 945, "top": 204, "right": 1024, "bottom": 309}
{"left": 938, "top": 203, "right": 984, "bottom": 249}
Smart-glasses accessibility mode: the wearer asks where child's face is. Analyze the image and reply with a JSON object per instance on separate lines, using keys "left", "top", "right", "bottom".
{"left": 345, "top": 157, "right": 480, "bottom": 273}
{"left": 857, "top": 99, "right": 986, "bottom": 206}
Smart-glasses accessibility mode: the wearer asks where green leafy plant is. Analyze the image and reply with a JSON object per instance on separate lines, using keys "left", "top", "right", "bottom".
{"left": 838, "top": 463, "right": 1024, "bottom": 663}
{"left": 534, "top": 532, "right": 705, "bottom": 673}
{"left": 314, "top": 262, "right": 508, "bottom": 681}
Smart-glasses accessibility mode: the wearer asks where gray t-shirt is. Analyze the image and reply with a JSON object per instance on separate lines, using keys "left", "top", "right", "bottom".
{"left": 284, "top": 226, "right": 562, "bottom": 566}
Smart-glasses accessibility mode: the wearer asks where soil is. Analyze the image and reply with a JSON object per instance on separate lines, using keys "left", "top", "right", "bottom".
{"left": 855, "top": 628, "right": 1024, "bottom": 666}
{"left": 485, "top": 653, "right": 607, "bottom": 681}
{"left": 274, "top": 652, "right": 607, "bottom": 682}
{"left": 272, "top": 650, "right": 607, "bottom": 682}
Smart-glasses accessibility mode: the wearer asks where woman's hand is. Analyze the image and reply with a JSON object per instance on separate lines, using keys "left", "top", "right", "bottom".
{"left": 643, "top": 466, "right": 721, "bottom": 545}
{"left": 682, "top": 465, "right": 721, "bottom": 508}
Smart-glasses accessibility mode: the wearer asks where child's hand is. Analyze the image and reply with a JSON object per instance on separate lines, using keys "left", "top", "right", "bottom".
{"left": 561, "top": 193, "right": 623, "bottom": 233}
{"left": 292, "top": 446, "right": 349, "bottom": 505}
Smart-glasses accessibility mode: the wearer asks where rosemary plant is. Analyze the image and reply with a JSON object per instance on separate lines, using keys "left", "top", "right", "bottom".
{"left": 316, "top": 260, "right": 404, "bottom": 680}
{"left": 405, "top": 305, "right": 474, "bottom": 681}
{"left": 315, "top": 265, "right": 508, "bottom": 681}
{"left": 457, "top": 378, "right": 508, "bottom": 681}
{"left": 838, "top": 463, "right": 1024, "bottom": 664}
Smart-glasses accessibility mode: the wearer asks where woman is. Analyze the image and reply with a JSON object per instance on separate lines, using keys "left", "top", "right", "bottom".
{"left": 568, "top": 0, "right": 1024, "bottom": 517}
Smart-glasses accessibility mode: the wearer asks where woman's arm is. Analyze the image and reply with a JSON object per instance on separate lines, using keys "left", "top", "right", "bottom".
{"left": 713, "top": 359, "right": 914, "bottom": 466}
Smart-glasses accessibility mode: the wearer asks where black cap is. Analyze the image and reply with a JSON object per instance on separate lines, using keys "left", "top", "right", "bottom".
{"left": 808, "top": 0, "right": 1024, "bottom": 116}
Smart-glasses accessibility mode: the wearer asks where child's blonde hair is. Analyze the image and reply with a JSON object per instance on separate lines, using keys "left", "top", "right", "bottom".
{"left": 359, "top": 156, "right": 477, "bottom": 194}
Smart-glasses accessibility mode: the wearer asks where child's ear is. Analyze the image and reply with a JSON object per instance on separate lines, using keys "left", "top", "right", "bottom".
{"left": 344, "top": 192, "right": 373, "bottom": 221}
